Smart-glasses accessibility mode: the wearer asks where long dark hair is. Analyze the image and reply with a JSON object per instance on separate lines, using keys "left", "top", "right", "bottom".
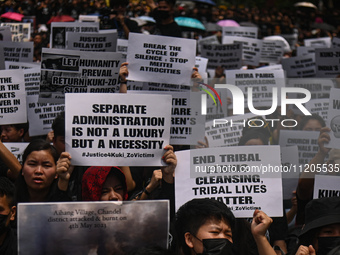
{"left": 16, "top": 139, "right": 58, "bottom": 202}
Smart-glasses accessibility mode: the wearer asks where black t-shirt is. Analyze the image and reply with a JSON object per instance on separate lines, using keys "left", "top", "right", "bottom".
{"left": 156, "top": 21, "right": 182, "bottom": 38}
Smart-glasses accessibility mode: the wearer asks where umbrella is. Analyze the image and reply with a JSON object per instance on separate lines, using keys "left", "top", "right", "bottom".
{"left": 263, "top": 35, "right": 291, "bottom": 53}
{"left": 311, "top": 22, "right": 336, "bottom": 31}
{"left": 175, "top": 17, "right": 206, "bottom": 31}
{"left": 139, "top": 16, "right": 156, "bottom": 23}
{"left": 191, "top": 0, "right": 216, "bottom": 6}
{"left": 130, "top": 17, "right": 147, "bottom": 26}
{"left": 1, "top": 12, "right": 24, "bottom": 21}
{"left": 294, "top": 2, "right": 317, "bottom": 9}
{"left": 47, "top": 15, "right": 75, "bottom": 24}
{"left": 204, "top": 22, "right": 222, "bottom": 32}
{"left": 239, "top": 21, "right": 258, "bottom": 27}
{"left": 217, "top": 19, "right": 239, "bottom": 27}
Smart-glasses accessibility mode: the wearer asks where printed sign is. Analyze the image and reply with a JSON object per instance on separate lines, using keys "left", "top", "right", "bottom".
{"left": 127, "top": 33, "right": 196, "bottom": 85}
{"left": 65, "top": 93, "right": 172, "bottom": 166}
{"left": 175, "top": 146, "right": 283, "bottom": 217}
{"left": 18, "top": 201, "right": 169, "bottom": 255}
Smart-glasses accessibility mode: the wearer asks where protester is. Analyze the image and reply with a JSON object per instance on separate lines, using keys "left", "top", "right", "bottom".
{"left": 0, "top": 177, "right": 17, "bottom": 255}
{"left": 81, "top": 166, "right": 128, "bottom": 201}
{"left": 174, "top": 198, "right": 279, "bottom": 255}
{"left": 15, "top": 139, "right": 72, "bottom": 202}
{"left": 105, "top": 0, "right": 140, "bottom": 38}
{"left": 294, "top": 197, "right": 340, "bottom": 255}
{"left": 146, "top": 0, "right": 182, "bottom": 37}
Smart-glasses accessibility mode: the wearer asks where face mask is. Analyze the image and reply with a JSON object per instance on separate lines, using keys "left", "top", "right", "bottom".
{"left": 317, "top": 236, "right": 340, "bottom": 255}
{"left": 154, "top": 10, "right": 170, "bottom": 21}
{"left": 193, "top": 236, "right": 233, "bottom": 255}
{"left": 0, "top": 213, "right": 10, "bottom": 236}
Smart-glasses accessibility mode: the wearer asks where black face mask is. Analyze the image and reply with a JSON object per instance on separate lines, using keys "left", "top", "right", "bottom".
{"left": 317, "top": 236, "right": 340, "bottom": 255}
{"left": 0, "top": 213, "right": 10, "bottom": 236}
{"left": 194, "top": 238, "right": 234, "bottom": 255}
{"left": 153, "top": 10, "right": 170, "bottom": 21}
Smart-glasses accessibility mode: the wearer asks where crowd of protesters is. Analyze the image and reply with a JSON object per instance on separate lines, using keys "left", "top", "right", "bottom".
{"left": 1, "top": 0, "right": 340, "bottom": 254}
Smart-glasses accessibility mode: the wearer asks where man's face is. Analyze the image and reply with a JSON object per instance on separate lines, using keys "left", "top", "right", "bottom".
{"left": 0, "top": 195, "right": 15, "bottom": 232}
{"left": 185, "top": 219, "right": 232, "bottom": 254}
{"left": 157, "top": 1, "right": 171, "bottom": 12}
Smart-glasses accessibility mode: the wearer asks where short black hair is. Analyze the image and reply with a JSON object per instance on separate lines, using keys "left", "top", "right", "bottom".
{"left": 52, "top": 111, "right": 65, "bottom": 138}
{"left": 175, "top": 198, "right": 235, "bottom": 255}
{"left": 238, "top": 130, "right": 269, "bottom": 145}
{"left": 158, "top": 0, "right": 176, "bottom": 7}
{"left": 298, "top": 114, "right": 325, "bottom": 130}
{"left": 0, "top": 177, "right": 16, "bottom": 208}
{"left": 22, "top": 139, "right": 59, "bottom": 165}
{"left": 11, "top": 122, "right": 29, "bottom": 136}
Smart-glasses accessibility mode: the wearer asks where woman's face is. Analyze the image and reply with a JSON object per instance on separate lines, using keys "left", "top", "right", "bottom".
{"left": 100, "top": 173, "right": 124, "bottom": 201}
{"left": 1, "top": 125, "right": 23, "bottom": 142}
{"left": 302, "top": 119, "right": 323, "bottom": 131}
{"left": 22, "top": 150, "right": 57, "bottom": 192}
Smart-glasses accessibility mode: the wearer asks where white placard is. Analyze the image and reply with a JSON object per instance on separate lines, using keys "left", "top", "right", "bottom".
{"left": 222, "top": 26, "right": 258, "bottom": 39}
{"left": 201, "top": 43, "right": 242, "bottom": 70}
{"left": 116, "top": 38, "right": 128, "bottom": 60}
{"left": 175, "top": 146, "right": 283, "bottom": 217}
{"left": 50, "top": 22, "right": 99, "bottom": 49}
{"left": 65, "top": 93, "right": 172, "bottom": 166}
{"left": 78, "top": 15, "right": 100, "bottom": 22}
{"left": 205, "top": 113, "right": 257, "bottom": 147}
{"left": 27, "top": 96, "right": 64, "bottom": 136}
{"left": 126, "top": 33, "right": 196, "bottom": 85}
{"left": 39, "top": 48, "right": 122, "bottom": 103}
{"left": 195, "top": 56, "right": 208, "bottom": 74}
{"left": 66, "top": 31, "right": 117, "bottom": 52}
{"left": 315, "top": 48, "right": 340, "bottom": 78}
{"left": 0, "top": 69, "right": 27, "bottom": 124}
{"left": 260, "top": 40, "right": 284, "bottom": 64}
{"left": 326, "top": 88, "right": 340, "bottom": 149}
{"left": 286, "top": 78, "right": 333, "bottom": 99}
{"left": 3, "top": 142, "right": 28, "bottom": 164}
{"left": 0, "top": 41, "right": 33, "bottom": 63}
{"left": 24, "top": 68, "right": 41, "bottom": 97}
{"left": 313, "top": 175, "right": 340, "bottom": 199}
{"left": 225, "top": 69, "right": 285, "bottom": 107}
{"left": 5, "top": 61, "right": 39, "bottom": 69}
{"left": 281, "top": 54, "right": 316, "bottom": 78}
{"left": 0, "top": 23, "right": 31, "bottom": 42}
{"left": 304, "top": 37, "right": 332, "bottom": 48}
{"left": 142, "top": 82, "right": 190, "bottom": 92}
{"left": 222, "top": 36, "right": 262, "bottom": 66}
{"left": 296, "top": 46, "right": 315, "bottom": 56}
{"left": 197, "top": 34, "right": 219, "bottom": 53}
{"left": 305, "top": 99, "right": 329, "bottom": 120}
{"left": 279, "top": 130, "right": 319, "bottom": 165}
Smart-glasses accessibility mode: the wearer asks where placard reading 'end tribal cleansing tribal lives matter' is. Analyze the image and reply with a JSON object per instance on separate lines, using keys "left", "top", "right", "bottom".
{"left": 65, "top": 93, "right": 172, "bottom": 166}
{"left": 126, "top": 33, "right": 196, "bottom": 85}
{"left": 175, "top": 146, "right": 283, "bottom": 218}
{"left": 18, "top": 201, "right": 169, "bottom": 255}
